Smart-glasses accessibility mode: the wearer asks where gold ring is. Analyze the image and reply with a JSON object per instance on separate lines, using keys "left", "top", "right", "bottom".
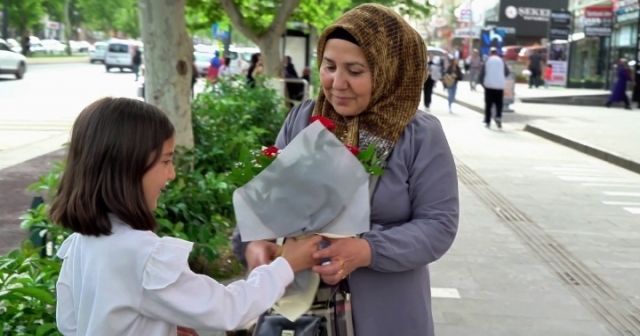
{"left": 338, "top": 259, "right": 345, "bottom": 267}
{"left": 338, "top": 269, "right": 344, "bottom": 277}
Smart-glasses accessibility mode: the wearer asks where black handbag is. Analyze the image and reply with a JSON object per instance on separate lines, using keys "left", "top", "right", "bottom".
{"left": 253, "top": 315, "right": 327, "bottom": 336}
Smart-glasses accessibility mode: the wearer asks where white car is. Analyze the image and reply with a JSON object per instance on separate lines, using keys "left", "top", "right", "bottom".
{"left": 39, "top": 39, "right": 66, "bottom": 55}
{"left": 89, "top": 42, "right": 108, "bottom": 63}
{"left": 0, "top": 39, "right": 27, "bottom": 79}
{"left": 105, "top": 39, "right": 143, "bottom": 72}
{"left": 194, "top": 52, "right": 212, "bottom": 76}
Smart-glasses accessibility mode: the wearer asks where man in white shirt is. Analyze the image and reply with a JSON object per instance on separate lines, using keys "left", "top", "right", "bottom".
{"left": 478, "top": 48, "right": 510, "bottom": 128}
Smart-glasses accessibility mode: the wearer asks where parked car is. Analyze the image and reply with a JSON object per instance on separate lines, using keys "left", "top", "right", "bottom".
{"left": 518, "top": 46, "right": 547, "bottom": 63}
{"left": 89, "top": 42, "right": 108, "bottom": 63}
{"left": 502, "top": 45, "right": 524, "bottom": 61}
{"left": 0, "top": 39, "right": 27, "bottom": 79}
{"left": 193, "top": 51, "right": 212, "bottom": 76}
{"left": 39, "top": 39, "right": 66, "bottom": 55}
{"left": 105, "top": 39, "right": 143, "bottom": 72}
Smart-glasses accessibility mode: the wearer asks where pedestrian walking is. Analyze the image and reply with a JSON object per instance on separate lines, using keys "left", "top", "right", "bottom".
{"left": 527, "top": 49, "right": 543, "bottom": 88}
{"left": 444, "top": 58, "right": 463, "bottom": 113}
{"left": 132, "top": 46, "right": 142, "bottom": 82}
{"left": 467, "top": 49, "right": 482, "bottom": 91}
{"left": 478, "top": 47, "right": 510, "bottom": 128}
{"left": 606, "top": 58, "right": 632, "bottom": 110}
{"left": 423, "top": 55, "right": 439, "bottom": 110}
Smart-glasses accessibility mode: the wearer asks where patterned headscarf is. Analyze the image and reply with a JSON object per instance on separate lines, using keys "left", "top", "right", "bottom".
{"left": 312, "top": 3, "right": 428, "bottom": 158}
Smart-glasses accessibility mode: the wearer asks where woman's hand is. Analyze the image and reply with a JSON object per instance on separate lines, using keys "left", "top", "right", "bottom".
{"left": 311, "top": 238, "right": 372, "bottom": 285}
{"left": 244, "top": 240, "right": 279, "bottom": 272}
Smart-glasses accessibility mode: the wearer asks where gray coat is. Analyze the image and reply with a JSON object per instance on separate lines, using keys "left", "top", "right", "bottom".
{"left": 232, "top": 100, "right": 459, "bottom": 336}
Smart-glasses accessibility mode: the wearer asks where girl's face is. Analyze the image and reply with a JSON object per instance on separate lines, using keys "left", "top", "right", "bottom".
{"left": 142, "top": 136, "right": 176, "bottom": 210}
{"left": 320, "top": 39, "right": 372, "bottom": 117}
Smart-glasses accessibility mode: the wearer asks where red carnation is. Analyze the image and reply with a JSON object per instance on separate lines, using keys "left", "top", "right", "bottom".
{"left": 345, "top": 145, "right": 360, "bottom": 156}
{"left": 310, "top": 116, "right": 336, "bottom": 131}
{"left": 262, "top": 146, "right": 279, "bottom": 157}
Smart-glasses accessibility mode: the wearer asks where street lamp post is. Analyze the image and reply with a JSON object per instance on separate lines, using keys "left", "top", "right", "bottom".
{"left": 2, "top": 0, "right": 8, "bottom": 40}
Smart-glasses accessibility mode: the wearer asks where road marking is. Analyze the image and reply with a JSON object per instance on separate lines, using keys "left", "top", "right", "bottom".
{"left": 536, "top": 167, "right": 602, "bottom": 172}
{"left": 431, "top": 287, "right": 460, "bottom": 299}
{"left": 558, "top": 176, "right": 628, "bottom": 182}
{"left": 583, "top": 183, "right": 640, "bottom": 188}
{"left": 604, "top": 192, "right": 640, "bottom": 197}
{"left": 603, "top": 201, "right": 640, "bottom": 206}
{"left": 623, "top": 207, "right": 640, "bottom": 214}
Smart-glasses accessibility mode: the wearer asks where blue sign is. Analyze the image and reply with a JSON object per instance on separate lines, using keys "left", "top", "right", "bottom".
{"left": 480, "top": 28, "right": 506, "bottom": 57}
{"left": 211, "top": 23, "right": 229, "bottom": 40}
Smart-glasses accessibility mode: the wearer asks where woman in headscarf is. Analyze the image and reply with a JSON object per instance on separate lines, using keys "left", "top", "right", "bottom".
{"left": 233, "top": 4, "right": 459, "bottom": 336}
{"left": 606, "top": 58, "right": 632, "bottom": 110}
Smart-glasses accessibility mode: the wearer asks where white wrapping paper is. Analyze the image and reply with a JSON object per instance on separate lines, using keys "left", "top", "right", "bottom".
{"left": 232, "top": 120, "right": 371, "bottom": 320}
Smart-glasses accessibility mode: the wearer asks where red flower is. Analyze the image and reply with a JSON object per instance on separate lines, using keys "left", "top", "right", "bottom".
{"left": 310, "top": 116, "right": 336, "bottom": 131}
{"left": 345, "top": 145, "right": 360, "bottom": 156}
{"left": 262, "top": 146, "right": 279, "bottom": 157}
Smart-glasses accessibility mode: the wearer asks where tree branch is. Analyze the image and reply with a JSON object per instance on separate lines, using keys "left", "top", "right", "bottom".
{"left": 266, "top": 0, "right": 303, "bottom": 37}
{"left": 217, "top": 0, "right": 259, "bottom": 42}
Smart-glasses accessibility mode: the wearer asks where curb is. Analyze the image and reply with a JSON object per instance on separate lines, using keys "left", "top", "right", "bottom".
{"left": 434, "top": 92, "right": 640, "bottom": 175}
{"left": 523, "top": 124, "right": 640, "bottom": 175}
{"left": 26, "top": 57, "right": 89, "bottom": 65}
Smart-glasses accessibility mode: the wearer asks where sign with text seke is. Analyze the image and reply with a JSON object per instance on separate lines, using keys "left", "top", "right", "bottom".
{"left": 499, "top": 0, "right": 570, "bottom": 37}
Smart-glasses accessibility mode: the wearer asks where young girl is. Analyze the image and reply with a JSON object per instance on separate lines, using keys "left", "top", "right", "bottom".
{"left": 544, "top": 64, "right": 553, "bottom": 88}
{"left": 50, "top": 97, "right": 322, "bottom": 336}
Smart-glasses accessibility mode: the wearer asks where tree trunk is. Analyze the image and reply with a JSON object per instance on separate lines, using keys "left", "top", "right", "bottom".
{"left": 257, "top": 34, "right": 282, "bottom": 77}
{"left": 138, "top": 0, "right": 194, "bottom": 149}
{"left": 64, "top": 0, "right": 73, "bottom": 56}
{"left": 219, "top": 0, "right": 302, "bottom": 77}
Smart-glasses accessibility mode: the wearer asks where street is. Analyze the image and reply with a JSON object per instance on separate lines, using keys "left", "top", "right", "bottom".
{"left": 0, "top": 62, "right": 141, "bottom": 170}
{"left": 0, "top": 63, "right": 639, "bottom": 335}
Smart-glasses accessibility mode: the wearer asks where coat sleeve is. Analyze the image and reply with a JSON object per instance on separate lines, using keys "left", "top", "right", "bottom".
{"left": 362, "top": 115, "right": 459, "bottom": 273}
{"left": 140, "top": 237, "right": 294, "bottom": 331}
{"left": 231, "top": 100, "right": 316, "bottom": 266}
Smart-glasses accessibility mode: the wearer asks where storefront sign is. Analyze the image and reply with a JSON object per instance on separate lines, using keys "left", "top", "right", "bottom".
{"left": 585, "top": 26, "right": 613, "bottom": 36}
{"left": 454, "top": 27, "right": 481, "bottom": 38}
{"left": 585, "top": 6, "right": 613, "bottom": 37}
{"left": 548, "top": 9, "right": 572, "bottom": 41}
{"left": 499, "top": 0, "right": 570, "bottom": 37}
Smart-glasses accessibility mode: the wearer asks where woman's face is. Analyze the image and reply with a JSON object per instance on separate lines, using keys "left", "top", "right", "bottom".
{"left": 320, "top": 39, "right": 372, "bottom": 117}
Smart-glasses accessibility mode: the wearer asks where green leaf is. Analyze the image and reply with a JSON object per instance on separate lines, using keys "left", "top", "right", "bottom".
{"left": 9, "top": 287, "right": 55, "bottom": 305}
{"left": 36, "top": 323, "right": 59, "bottom": 336}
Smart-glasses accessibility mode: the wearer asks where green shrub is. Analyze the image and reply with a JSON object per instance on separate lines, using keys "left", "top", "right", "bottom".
{"left": 0, "top": 240, "right": 61, "bottom": 336}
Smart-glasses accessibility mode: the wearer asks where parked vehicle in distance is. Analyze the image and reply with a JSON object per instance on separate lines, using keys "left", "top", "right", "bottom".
{"left": 502, "top": 45, "right": 524, "bottom": 61}
{"left": 105, "top": 39, "right": 143, "bottom": 72}
{"left": 518, "top": 45, "right": 548, "bottom": 63}
{"left": 0, "top": 39, "right": 27, "bottom": 79}
{"left": 89, "top": 42, "right": 108, "bottom": 63}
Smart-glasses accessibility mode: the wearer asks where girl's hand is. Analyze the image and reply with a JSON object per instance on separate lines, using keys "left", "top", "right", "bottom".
{"left": 311, "top": 238, "right": 372, "bottom": 285}
{"left": 245, "top": 240, "right": 279, "bottom": 271}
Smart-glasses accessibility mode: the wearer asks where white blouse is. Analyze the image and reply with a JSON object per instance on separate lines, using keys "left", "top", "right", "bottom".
{"left": 56, "top": 215, "right": 293, "bottom": 336}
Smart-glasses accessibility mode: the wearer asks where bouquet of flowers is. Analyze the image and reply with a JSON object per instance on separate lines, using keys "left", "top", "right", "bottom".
{"left": 229, "top": 115, "right": 385, "bottom": 320}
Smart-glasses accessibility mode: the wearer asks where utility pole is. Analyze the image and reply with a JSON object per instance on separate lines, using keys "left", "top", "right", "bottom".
{"left": 2, "top": 0, "right": 8, "bottom": 40}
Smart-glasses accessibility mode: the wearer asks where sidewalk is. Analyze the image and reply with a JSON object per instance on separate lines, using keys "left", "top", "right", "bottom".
{"left": 428, "top": 94, "right": 640, "bottom": 335}
{"left": 26, "top": 56, "right": 90, "bottom": 65}
{"left": 434, "top": 83, "right": 640, "bottom": 174}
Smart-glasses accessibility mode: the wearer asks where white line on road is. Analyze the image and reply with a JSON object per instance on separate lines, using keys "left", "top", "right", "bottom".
{"left": 623, "top": 207, "right": 640, "bottom": 214}
{"left": 431, "top": 288, "right": 461, "bottom": 299}
{"left": 583, "top": 183, "right": 640, "bottom": 188}
{"left": 603, "top": 192, "right": 640, "bottom": 197}
{"left": 558, "top": 176, "right": 628, "bottom": 182}
{"left": 603, "top": 201, "right": 640, "bottom": 206}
